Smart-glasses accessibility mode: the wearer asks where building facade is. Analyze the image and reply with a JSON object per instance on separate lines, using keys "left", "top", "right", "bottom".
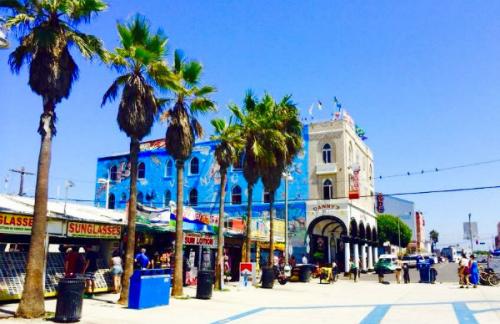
{"left": 95, "top": 113, "right": 377, "bottom": 272}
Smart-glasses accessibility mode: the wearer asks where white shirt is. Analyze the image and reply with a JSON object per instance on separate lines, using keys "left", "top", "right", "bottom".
{"left": 302, "top": 256, "right": 308, "bottom": 264}
{"left": 459, "top": 258, "right": 469, "bottom": 267}
{"left": 111, "top": 256, "right": 122, "bottom": 267}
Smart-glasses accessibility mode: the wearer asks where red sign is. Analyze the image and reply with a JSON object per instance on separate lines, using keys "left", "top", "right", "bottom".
{"left": 349, "top": 170, "right": 360, "bottom": 199}
{"left": 376, "top": 193, "right": 384, "bottom": 213}
{"left": 184, "top": 233, "right": 216, "bottom": 247}
{"left": 239, "top": 262, "right": 253, "bottom": 274}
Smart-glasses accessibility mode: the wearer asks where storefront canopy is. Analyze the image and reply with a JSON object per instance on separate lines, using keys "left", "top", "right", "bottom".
{"left": 0, "top": 194, "right": 125, "bottom": 225}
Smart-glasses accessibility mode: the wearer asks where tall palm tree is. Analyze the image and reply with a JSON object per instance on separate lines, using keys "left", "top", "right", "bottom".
{"left": 210, "top": 118, "right": 244, "bottom": 290}
{"left": 259, "top": 94, "right": 303, "bottom": 267}
{"left": 1, "top": 0, "right": 106, "bottom": 317}
{"left": 163, "top": 49, "right": 216, "bottom": 296}
{"left": 101, "top": 15, "right": 172, "bottom": 305}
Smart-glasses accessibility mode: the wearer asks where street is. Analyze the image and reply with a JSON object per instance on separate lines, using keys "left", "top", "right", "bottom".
{"left": 1, "top": 267, "right": 498, "bottom": 324}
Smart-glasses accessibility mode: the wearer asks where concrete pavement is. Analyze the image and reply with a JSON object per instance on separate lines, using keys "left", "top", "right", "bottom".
{"left": 0, "top": 276, "right": 498, "bottom": 323}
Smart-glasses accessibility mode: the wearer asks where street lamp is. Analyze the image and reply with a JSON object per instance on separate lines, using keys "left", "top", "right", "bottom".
{"left": 63, "top": 180, "right": 75, "bottom": 216}
{"left": 282, "top": 171, "right": 293, "bottom": 265}
{"left": 468, "top": 213, "right": 473, "bottom": 254}
{"left": 97, "top": 171, "right": 111, "bottom": 208}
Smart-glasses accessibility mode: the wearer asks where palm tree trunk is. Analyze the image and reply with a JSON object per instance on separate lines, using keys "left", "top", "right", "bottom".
{"left": 117, "top": 138, "right": 139, "bottom": 305}
{"left": 215, "top": 168, "right": 227, "bottom": 290}
{"left": 268, "top": 191, "right": 275, "bottom": 267}
{"left": 172, "top": 160, "right": 185, "bottom": 297}
{"left": 17, "top": 106, "right": 55, "bottom": 318}
{"left": 244, "top": 184, "right": 253, "bottom": 262}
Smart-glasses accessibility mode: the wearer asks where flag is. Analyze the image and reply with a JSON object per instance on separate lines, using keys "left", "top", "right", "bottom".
{"left": 317, "top": 100, "right": 323, "bottom": 110}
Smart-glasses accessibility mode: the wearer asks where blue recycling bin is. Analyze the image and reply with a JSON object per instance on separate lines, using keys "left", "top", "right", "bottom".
{"left": 418, "top": 261, "right": 431, "bottom": 283}
{"left": 129, "top": 269, "right": 171, "bottom": 309}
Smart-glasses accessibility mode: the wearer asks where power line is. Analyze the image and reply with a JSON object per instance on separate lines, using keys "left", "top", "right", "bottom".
{"left": 43, "top": 183, "right": 500, "bottom": 206}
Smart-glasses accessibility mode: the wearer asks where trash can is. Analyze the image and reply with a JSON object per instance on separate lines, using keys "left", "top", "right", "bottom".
{"left": 419, "top": 262, "right": 431, "bottom": 283}
{"left": 54, "top": 277, "right": 85, "bottom": 323}
{"left": 261, "top": 266, "right": 274, "bottom": 289}
{"left": 299, "top": 265, "right": 312, "bottom": 282}
{"left": 129, "top": 269, "right": 171, "bottom": 309}
{"left": 196, "top": 270, "right": 214, "bottom": 299}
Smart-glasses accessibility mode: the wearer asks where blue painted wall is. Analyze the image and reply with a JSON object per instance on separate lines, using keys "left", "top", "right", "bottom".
{"left": 95, "top": 126, "right": 310, "bottom": 249}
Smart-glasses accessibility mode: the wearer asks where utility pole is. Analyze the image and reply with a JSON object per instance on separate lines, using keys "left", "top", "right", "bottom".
{"left": 9, "top": 167, "right": 34, "bottom": 196}
{"left": 468, "top": 213, "right": 473, "bottom": 253}
{"left": 63, "top": 180, "right": 75, "bottom": 216}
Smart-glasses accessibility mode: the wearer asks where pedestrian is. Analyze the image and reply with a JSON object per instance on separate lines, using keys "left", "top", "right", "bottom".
{"left": 183, "top": 254, "right": 191, "bottom": 286}
{"left": 395, "top": 257, "right": 403, "bottom": 284}
{"left": 290, "top": 255, "right": 297, "bottom": 267}
{"left": 134, "top": 248, "right": 150, "bottom": 270}
{"left": 83, "top": 246, "right": 98, "bottom": 296}
{"left": 302, "top": 254, "right": 308, "bottom": 264}
{"left": 64, "top": 247, "right": 84, "bottom": 278}
{"left": 332, "top": 260, "right": 338, "bottom": 282}
{"left": 469, "top": 255, "right": 479, "bottom": 288}
{"left": 376, "top": 265, "right": 384, "bottom": 283}
{"left": 403, "top": 261, "right": 410, "bottom": 284}
{"left": 458, "top": 253, "right": 468, "bottom": 288}
{"left": 350, "top": 258, "right": 358, "bottom": 282}
{"left": 110, "top": 249, "right": 123, "bottom": 293}
{"left": 159, "top": 250, "right": 170, "bottom": 269}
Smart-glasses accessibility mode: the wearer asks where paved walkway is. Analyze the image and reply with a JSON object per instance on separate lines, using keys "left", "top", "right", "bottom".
{"left": 1, "top": 278, "right": 498, "bottom": 323}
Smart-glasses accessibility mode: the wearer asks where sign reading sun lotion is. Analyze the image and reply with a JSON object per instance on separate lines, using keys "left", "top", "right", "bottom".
{"left": 67, "top": 221, "right": 121, "bottom": 239}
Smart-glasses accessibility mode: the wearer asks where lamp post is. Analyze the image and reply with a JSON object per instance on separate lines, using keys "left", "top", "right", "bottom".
{"left": 63, "top": 180, "right": 75, "bottom": 216}
{"left": 97, "top": 171, "right": 111, "bottom": 208}
{"left": 282, "top": 171, "right": 293, "bottom": 265}
{"left": 468, "top": 213, "right": 473, "bottom": 253}
{"left": 397, "top": 216, "right": 401, "bottom": 254}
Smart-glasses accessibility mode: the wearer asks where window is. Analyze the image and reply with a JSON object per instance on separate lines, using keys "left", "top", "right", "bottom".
{"left": 190, "top": 157, "right": 199, "bottom": 175}
{"left": 164, "top": 190, "right": 171, "bottom": 207}
{"left": 322, "top": 143, "right": 332, "bottom": 163}
{"left": 263, "top": 190, "right": 271, "bottom": 203}
{"left": 189, "top": 189, "right": 198, "bottom": 206}
{"left": 108, "top": 193, "right": 115, "bottom": 209}
{"left": 231, "top": 186, "right": 242, "bottom": 205}
{"left": 165, "top": 159, "right": 173, "bottom": 177}
{"left": 137, "top": 192, "right": 144, "bottom": 204}
{"left": 348, "top": 142, "right": 353, "bottom": 166}
{"left": 323, "top": 179, "right": 333, "bottom": 200}
{"left": 110, "top": 165, "right": 118, "bottom": 181}
{"left": 138, "top": 162, "right": 146, "bottom": 179}
{"left": 232, "top": 154, "right": 244, "bottom": 171}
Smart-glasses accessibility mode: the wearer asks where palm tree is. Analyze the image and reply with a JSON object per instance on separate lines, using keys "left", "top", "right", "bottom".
{"left": 101, "top": 15, "right": 172, "bottom": 305}
{"left": 210, "top": 118, "right": 244, "bottom": 290}
{"left": 259, "top": 94, "right": 303, "bottom": 267}
{"left": 2, "top": 0, "right": 106, "bottom": 317}
{"left": 163, "top": 49, "right": 216, "bottom": 296}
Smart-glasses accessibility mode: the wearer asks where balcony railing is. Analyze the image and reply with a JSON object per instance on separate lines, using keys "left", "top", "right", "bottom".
{"left": 316, "top": 162, "right": 338, "bottom": 175}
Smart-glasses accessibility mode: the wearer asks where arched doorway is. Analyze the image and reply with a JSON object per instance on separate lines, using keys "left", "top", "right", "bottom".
{"left": 307, "top": 216, "right": 347, "bottom": 268}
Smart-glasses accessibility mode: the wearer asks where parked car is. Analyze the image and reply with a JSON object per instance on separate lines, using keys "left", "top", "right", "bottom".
{"left": 374, "top": 257, "right": 396, "bottom": 274}
{"left": 403, "top": 255, "right": 419, "bottom": 268}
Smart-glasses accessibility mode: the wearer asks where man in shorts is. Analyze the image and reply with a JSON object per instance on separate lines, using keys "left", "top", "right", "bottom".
{"left": 84, "top": 246, "right": 99, "bottom": 296}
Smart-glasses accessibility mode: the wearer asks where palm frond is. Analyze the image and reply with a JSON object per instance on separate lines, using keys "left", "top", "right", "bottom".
{"left": 101, "top": 74, "right": 129, "bottom": 107}
{"left": 182, "top": 60, "right": 202, "bottom": 86}
{"left": 193, "top": 85, "right": 216, "bottom": 97}
{"left": 190, "top": 97, "right": 216, "bottom": 114}
{"left": 173, "top": 49, "right": 183, "bottom": 73}
{"left": 66, "top": 29, "right": 105, "bottom": 59}
{"left": 4, "top": 13, "right": 34, "bottom": 29}
{"left": 190, "top": 118, "right": 203, "bottom": 139}
{"left": 68, "top": 0, "right": 107, "bottom": 25}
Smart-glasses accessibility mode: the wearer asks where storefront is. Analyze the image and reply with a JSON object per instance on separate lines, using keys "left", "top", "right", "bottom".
{"left": 0, "top": 195, "right": 125, "bottom": 301}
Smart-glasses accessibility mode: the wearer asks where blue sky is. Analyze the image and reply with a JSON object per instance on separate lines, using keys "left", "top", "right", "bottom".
{"left": 1, "top": 1, "right": 499, "bottom": 247}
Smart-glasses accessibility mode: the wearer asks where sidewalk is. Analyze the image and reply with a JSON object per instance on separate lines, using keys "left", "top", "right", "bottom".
{"left": 1, "top": 278, "right": 499, "bottom": 323}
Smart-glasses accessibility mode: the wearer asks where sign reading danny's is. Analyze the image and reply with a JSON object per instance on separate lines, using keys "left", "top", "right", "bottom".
{"left": 67, "top": 221, "right": 121, "bottom": 239}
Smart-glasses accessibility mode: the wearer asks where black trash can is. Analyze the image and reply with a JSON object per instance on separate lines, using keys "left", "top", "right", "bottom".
{"left": 261, "top": 266, "right": 274, "bottom": 289}
{"left": 54, "top": 277, "right": 85, "bottom": 323}
{"left": 196, "top": 270, "right": 214, "bottom": 299}
{"left": 299, "top": 265, "right": 312, "bottom": 282}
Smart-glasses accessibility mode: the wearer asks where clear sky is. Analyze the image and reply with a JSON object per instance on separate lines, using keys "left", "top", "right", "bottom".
{"left": 1, "top": 1, "right": 499, "bottom": 247}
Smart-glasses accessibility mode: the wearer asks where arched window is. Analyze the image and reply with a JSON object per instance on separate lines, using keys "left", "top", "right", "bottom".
{"left": 233, "top": 154, "right": 244, "bottom": 171}
{"left": 165, "top": 159, "right": 173, "bottom": 177}
{"left": 164, "top": 190, "right": 171, "bottom": 207}
{"left": 322, "top": 143, "right": 332, "bottom": 163}
{"left": 263, "top": 190, "right": 271, "bottom": 203}
{"left": 110, "top": 165, "right": 118, "bottom": 181}
{"left": 190, "top": 157, "right": 199, "bottom": 175}
{"left": 231, "top": 186, "right": 242, "bottom": 205}
{"left": 323, "top": 179, "right": 333, "bottom": 200}
{"left": 137, "top": 192, "right": 144, "bottom": 204}
{"left": 189, "top": 189, "right": 198, "bottom": 206}
{"left": 137, "top": 162, "right": 146, "bottom": 179}
{"left": 108, "top": 193, "right": 115, "bottom": 209}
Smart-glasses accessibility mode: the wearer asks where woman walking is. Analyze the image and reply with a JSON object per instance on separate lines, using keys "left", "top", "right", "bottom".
{"left": 469, "top": 255, "right": 479, "bottom": 288}
{"left": 110, "top": 250, "right": 123, "bottom": 293}
{"left": 395, "top": 257, "right": 403, "bottom": 284}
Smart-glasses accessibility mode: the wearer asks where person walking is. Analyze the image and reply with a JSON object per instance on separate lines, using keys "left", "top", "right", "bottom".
{"left": 134, "top": 248, "right": 150, "bottom": 270}
{"left": 302, "top": 254, "right": 308, "bottom": 264}
{"left": 395, "top": 257, "right": 403, "bottom": 284}
{"left": 350, "top": 258, "right": 358, "bottom": 282}
{"left": 332, "top": 261, "right": 338, "bottom": 282}
{"left": 469, "top": 255, "right": 479, "bottom": 288}
{"left": 402, "top": 261, "right": 410, "bottom": 284}
{"left": 110, "top": 250, "right": 123, "bottom": 293}
{"left": 458, "top": 253, "right": 468, "bottom": 288}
